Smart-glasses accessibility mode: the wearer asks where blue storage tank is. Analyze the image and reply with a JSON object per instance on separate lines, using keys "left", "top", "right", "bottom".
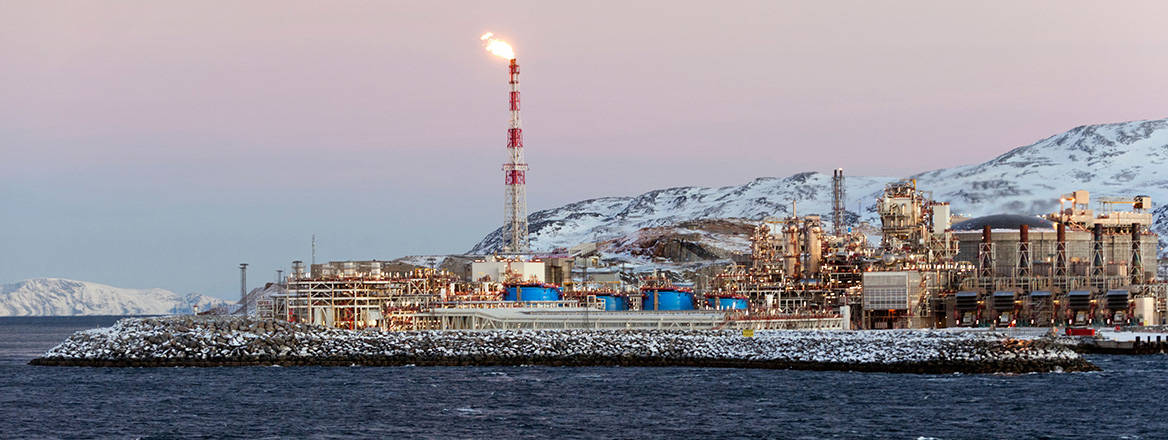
{"left": 707, "top": 296, "right": 748, "bottom": 310}
{"left": 595, "top": 294, "right": 628, "bottom": 311}
{"left": 504, "top": 284, "right": 562, "bottom": 302}
{"left": 641, "top": 288, "right": 695, "bottom": 311}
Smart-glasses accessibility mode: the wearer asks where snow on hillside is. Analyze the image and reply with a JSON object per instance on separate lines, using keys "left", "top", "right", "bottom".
{"left": 470, "top": 173, "right": 892, "bottom": 253}
{"left": 912, "top": 118, "right": 1168, "bottom": 253}
{"left": 913, "top": 118, "right": 1168, "bottom": 219}
{"left": 471, "top": 118, "right": 1168, "bottom": 258}
{"left": 0, "top": 278, "right": 231, "bottom": 316}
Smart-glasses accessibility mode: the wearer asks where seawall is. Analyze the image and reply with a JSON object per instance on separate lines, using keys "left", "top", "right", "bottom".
{"left": 30, "top": 317, "right": 1098, "bottom": 374}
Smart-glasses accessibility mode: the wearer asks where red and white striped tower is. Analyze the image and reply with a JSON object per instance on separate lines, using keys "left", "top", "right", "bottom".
{"left": 502, "top": 58, "right": 529, "bottom": 252}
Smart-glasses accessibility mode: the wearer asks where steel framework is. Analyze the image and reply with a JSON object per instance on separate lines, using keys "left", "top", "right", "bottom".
{"left": 501, "top": 58, "right": 530, "bottom": 252}
{"left": 832, "top": 168, "right": 845, "bottom": 236}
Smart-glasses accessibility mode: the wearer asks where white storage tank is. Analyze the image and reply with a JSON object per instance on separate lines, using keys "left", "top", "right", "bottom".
{"left": 1133, "top": 296, "right": 1159, "bottom": 325}
{"left": 932, "top": 203, "right": 951, "bottom": 234}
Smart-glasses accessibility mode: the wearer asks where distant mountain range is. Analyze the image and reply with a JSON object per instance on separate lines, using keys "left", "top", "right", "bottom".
{"left": 0, "top": 278, "right": 230, "bottom": 316}
{"left": 471, "top": 118, "right": 1168, "bottom": 257}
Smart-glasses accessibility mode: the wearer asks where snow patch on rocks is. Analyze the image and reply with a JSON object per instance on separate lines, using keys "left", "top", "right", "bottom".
{"left": 33, "top": 317, "right": 1096, "bottom": 374}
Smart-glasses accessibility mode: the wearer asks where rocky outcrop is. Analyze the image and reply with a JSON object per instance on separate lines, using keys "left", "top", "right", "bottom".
{"left": 603, "top": 219, "right": 756, "bottom": 262}
{"left": 31, "top": 316, "right": 1098, "bottom": 374}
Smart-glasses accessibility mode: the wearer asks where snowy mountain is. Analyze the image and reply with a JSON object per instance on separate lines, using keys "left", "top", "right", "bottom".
{"left": 470, "top": 173, "right": 892, "bottom": 254}
{"left": 471, "top": 118, "right": 1168, "bottom": 257}
{"left": 912, "top": 119, "right": 1168, "bottom": 241}
{"left": 0, "top": 278, "right": 231, "bottom": 316}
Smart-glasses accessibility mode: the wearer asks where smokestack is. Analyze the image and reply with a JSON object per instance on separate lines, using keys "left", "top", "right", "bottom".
{"left": 1016, "top": 224, "right": 1031, "bottom": 285}
{"left": 1091, "top": 223, "right": 1105, "bottom": 290}
{"left": 239, "top": 263, "right": 248, "bottom": 306}
{"left": 978, "top": 224, "right": 995, "bottom": 284}
{"left": 1131, "top": 223, "right": 1144, "bottom": 285}
{"left": 1055, "top": 222, "right": 1067, "bottom": 288}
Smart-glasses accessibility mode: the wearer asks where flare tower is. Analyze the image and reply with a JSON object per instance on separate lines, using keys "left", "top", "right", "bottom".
{"left": 501, "top": 58, "right": 529, "bottom": 252}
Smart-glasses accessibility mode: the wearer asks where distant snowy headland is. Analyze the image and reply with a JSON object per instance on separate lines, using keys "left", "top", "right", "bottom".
{"left": 0, "top": 278, "right": 230, "bottom": 316}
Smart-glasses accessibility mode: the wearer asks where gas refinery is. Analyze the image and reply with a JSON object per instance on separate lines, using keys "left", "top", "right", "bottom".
{"left": 254, "top": 34, "right": 1165, "bottom": 332}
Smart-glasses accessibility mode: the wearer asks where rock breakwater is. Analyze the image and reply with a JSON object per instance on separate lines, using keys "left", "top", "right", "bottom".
{"left": 30, "top": 317, "right": 1098, "bottom": 374}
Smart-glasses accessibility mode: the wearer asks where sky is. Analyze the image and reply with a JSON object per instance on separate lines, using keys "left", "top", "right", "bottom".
{"left": 2, "top": 1, "right": 1167, "bottom": 298}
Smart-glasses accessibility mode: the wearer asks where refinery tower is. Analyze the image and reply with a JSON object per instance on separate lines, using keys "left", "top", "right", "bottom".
{"left": 482, "top": 33, "right": 529, "bottom": 253}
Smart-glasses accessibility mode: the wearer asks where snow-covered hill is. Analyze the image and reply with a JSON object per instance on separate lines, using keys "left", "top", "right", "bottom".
{"left": 470, "top": 173, "right": 892, "bottom": 254}
{"left": 0, "top": 278, "right": 231, "bottom": 316}
{"left": 912, "top": 119, "right": 1168, "bottom": 241}
{"left": 471, "top": 118, "right": 1168, "bottom": 256}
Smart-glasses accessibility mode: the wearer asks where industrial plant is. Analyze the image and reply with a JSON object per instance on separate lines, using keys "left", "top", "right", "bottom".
{"left": 251, "top": 34, "right": 1166, "bottom": 333}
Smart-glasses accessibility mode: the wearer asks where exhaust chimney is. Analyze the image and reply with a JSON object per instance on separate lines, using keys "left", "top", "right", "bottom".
{"left": 978, "top": 224, "right": 995, "bottom": 289}
{"left": 239, "top": 263, "right": 248, "bottom": 310}
{"left": 1017, "top": 224, "right": 1031, "bottom": 287}
{"left": 1090, "top": 223, "right": 1105, "bottom": 291}
{"left": 1055, "top": 222, "right": 1067, "bottom": 290}
{"left": 1131, "top": 223, "right": 1143, "bottom": 285}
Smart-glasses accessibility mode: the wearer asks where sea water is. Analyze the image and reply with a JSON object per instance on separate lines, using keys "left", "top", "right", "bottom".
{"left": 2, "top": 316, "right": 1165, "bottom": 439}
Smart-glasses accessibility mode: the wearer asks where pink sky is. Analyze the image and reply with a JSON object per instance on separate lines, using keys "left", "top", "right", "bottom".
{"left": 2, "top": 1, "right": 1166, "bottom": 296}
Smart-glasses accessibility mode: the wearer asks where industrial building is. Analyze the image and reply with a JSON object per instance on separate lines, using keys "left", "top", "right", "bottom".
{"left": 709, "top": 179, "right": 1164, "bottom": 330}
{"left": 267, "top": 171, "right": 1163, "bottom": 332}
{"left": 258, "top": 35, "right": 1165, "bottom": 332}
{"left": 940, "top": 190, "right": 1162, "bottom": 327}
{"left": 951, "top": 215, "right": 1157, "bottom": 283}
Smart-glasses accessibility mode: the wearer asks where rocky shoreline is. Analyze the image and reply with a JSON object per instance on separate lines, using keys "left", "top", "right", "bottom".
{"left": 31, "top": 316, "right": 1098, "bottom": 374}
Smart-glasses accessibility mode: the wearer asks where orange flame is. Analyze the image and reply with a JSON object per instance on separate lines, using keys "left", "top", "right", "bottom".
{"left": 480, "top": 32, "right": 515, "bottom": 60}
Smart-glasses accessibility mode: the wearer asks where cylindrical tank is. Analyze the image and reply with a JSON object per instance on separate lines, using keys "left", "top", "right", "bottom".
{"left": 783, "top": 222, "right": 800, "bottom": 274}
{"left": 504, "top": 284, "right": 562, "bottom": 302}
{"left": 805, "top": 223, "right": 822, "bottom": 276}
{"left": 1057, "top": 222, "right": 1066, "bottom": 243}
{"left": 342, "top": 261, "right": 356, "bottom": 277}
{"left": 1019, "top": 224, "right": 1029, "bottom": 243}
{"left": 641, "top": 288, "right": 695, "bottom": 311}
{"left": 932, "top": 203, "right": 951, "bottom": 234}
{"left": 368, "top": 261, "right": 382, "bottom": 278}
{"left": 292, "top": 260, "right": 305, "bottom": 278}
{"left": 982, "top": 225, "right": 992, "bottom": 244}
{"left": 595, "top": 294, "right": 628, "bottom": 311}
{"left": 707, "top": 296, "right": 748, "bottom": 310}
